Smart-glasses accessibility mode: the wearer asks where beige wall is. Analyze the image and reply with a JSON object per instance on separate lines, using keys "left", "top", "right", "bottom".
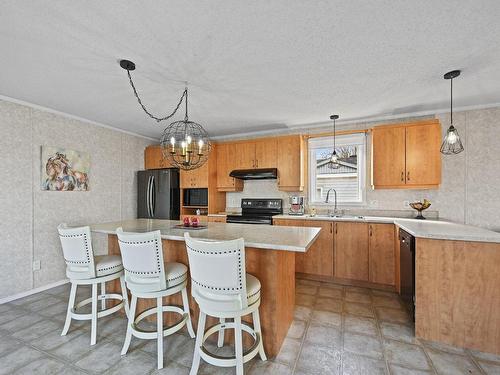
{"left": 0, "top": 99, "right": 153, "bottom": 299}
{"left": 227, "top": 107, "right": 500, "bottom": 232}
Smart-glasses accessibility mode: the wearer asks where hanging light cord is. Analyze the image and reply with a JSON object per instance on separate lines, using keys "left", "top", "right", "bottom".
{"left": 333, "top": 117, "right": 336, "bottom": 151}
{"left": 450, "top": 77, "right": 453, "bottom": 125}
{"left": 125, "top": 68, "right": 188, "bottom": 123}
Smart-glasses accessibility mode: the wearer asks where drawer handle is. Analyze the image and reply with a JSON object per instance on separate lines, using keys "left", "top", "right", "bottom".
{"left": 407, "top": 171, "right": 410, "bottom": 181}
{"left": 401, "top": 171, "right": 404, "bottom": 182}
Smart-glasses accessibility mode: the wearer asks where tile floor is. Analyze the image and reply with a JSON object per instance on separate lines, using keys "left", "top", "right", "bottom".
{"left": 1, "top": 279, "right": 499, "bottom": 374}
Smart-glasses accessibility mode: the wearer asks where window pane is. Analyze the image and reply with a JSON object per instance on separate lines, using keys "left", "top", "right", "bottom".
{"left": 314, "top": 145, "right": 360, "bottom": 202}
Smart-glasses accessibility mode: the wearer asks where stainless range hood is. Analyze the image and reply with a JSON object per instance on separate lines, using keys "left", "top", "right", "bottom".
{"left": 229, "top": 168, "right": 278, "bottom": 180}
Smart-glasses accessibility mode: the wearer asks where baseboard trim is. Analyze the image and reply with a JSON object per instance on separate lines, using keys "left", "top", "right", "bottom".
{"left": 0, "top": 279, "right": 69, "bottom": 304}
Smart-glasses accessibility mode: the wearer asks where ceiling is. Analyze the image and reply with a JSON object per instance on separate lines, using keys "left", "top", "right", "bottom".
{"left": 2, "top": 1, "right": 500, "bottom": 139}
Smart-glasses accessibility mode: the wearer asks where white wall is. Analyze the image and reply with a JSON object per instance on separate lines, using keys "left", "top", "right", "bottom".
{"left": 227, "top": 108, "right": 500, "bottom": 232}
{"left": 0, "top": 99, "right": 153, "bottom": 299}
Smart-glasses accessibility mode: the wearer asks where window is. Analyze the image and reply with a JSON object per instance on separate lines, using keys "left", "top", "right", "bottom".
{"left": 308, "top": 133, "right": 366, "bottom": 204}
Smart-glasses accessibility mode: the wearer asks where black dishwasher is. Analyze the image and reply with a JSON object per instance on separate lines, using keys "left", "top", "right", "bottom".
{"left": 399, "top": 229, "right": 415, "bottom": 321}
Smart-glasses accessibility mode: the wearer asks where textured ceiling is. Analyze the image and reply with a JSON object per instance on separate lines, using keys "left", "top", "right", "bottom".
{"left": 1, "top": 1, "right": 500, "bottom": 139}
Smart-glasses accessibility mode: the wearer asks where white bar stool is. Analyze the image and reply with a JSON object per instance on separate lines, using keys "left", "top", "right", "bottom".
{"left": 116, "top": 228, "right": 195, "bottom": 369}
{"left": 58, "top": 223, "right": 129, "bottom": 346}
{"left": 184, "top": 233, "right": 267, "bottom": 375}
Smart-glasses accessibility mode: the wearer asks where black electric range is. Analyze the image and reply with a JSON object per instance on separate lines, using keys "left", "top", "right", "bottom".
{"left": 226, "top": 199, "right": 283, "bottom": 225}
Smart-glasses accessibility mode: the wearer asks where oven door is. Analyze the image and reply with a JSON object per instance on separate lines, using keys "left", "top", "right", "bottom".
{"left": 226, "top": 215, "right": 272, "bottom": 225}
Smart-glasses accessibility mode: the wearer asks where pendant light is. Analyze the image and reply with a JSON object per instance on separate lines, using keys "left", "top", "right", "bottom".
{"left": 440, "top": 70, "right": 464, "bottom": 155}
{"left": 119, "top": 59, "right": 211, "bottom": 170}
{"left": 329, "top": 114, "right": 340, "bottom": 169}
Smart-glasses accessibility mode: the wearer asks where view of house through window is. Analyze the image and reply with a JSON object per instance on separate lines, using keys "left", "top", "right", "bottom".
{"left": 308, "top": 134, "right": 366, "bottom": 204}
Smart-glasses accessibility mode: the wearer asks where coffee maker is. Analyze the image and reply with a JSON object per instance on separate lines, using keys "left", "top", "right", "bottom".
{"left": 288, "top": 196, "right": 305, "bottom": 216}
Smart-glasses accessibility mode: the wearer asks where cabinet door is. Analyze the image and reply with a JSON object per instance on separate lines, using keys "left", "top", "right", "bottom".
{"left": 237, "top": 142, "right": 256, "bottom": 169}
{"left": 216, "top": 143, "right": 243, "bottom": 191}
{"left": 296, "top": 221, "right": 334, "bottom": 277}
{"left": 145, "top": 146, "right": 168, "bottom": 169}
{"left": 368, "top": 224, "right": 395, "bottom": 285}
{"left": 255, "top": 138, "right": 277, "bottom": 168}
{"left": 277, "top": 136, "right": 304, "bottom": 191}
{"left": 334, "top": 222, "right": 369, "bottom": 281}
{"left": 405, "top": 123, "right": 441, "bottom": 186}
{"left": 207, "top": 216, "right": 227, "bottom": 223}
{"left": 371, "top": 126, "right": 406, "bottom": 187}
{"left": 180, "top": 163, "right": 209, "bottom": 188}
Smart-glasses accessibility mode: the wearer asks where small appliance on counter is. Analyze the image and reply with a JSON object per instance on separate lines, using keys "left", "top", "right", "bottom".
{"left": 288, "top": 195, "right": 305, "bottom": 216}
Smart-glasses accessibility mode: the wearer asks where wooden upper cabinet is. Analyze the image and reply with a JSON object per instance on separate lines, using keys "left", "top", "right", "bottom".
{"left": 371, "top": 119, "right": 441, "bottom": 189}
{"left": 180, "top": 162, "right": 209, "bottom": 188}
{"left": 298, "top": 221, "right": 334, "bottom": 277}
{"left": 368, "top": 223, "right": 395, "bottom": 286}
{"left": 255, "top": 138, "right": 277, "bottom": 168}
{"left": 144, "top": 145, "right": 172, "bottom": 169}
{"left": 216, "top": 143, "right": 243, "bottom": 191}
{"left": 371, "top": 126, "right": 406, "bottom": 187}
{"left": 236, "top": 141, "right": 256, "bottom": 169}
{"left": 334, "top": 222, "right": 369, "bottom": 281}
{"left": 405, "top": 123, "right": 441, "bottom": 186}
{"left": 277, "top": 135, "right": 305, "bottom": 191}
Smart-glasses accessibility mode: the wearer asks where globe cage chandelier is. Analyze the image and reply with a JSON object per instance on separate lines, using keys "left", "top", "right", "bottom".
{"left": 329, "top": 114, "right": 340, "bottom": 169}
{"left": 119, "top": 60, "right": 211, "bottom": 170}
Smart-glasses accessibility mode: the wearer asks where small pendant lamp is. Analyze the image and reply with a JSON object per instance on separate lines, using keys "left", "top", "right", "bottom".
{"left": 329, "top": 114, "right": 340, "bottom": 168}
{"left": 440, "top": 70, "right": 464, "bottom": 155}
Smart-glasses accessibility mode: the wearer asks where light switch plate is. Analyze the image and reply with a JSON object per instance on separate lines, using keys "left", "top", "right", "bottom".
{"left": 33, "top": 260, "right": 41, "bottom": 271}
{"left": 403, "top": 200, "right": 410, "bottom": 208}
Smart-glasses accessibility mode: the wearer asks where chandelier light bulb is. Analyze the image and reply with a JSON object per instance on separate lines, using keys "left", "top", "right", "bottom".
{"left": 181, "top": 141, "right": 187, "bottom": 156}
{"left": 198, "top": 139, "right": 204, "bottom": 155}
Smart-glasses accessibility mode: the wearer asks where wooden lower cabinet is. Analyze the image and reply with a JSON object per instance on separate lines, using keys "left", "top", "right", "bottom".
{"left": 334, "top": 222, "right": 369, "bottom": 281}
{"left": 368, "top": 223, "right": 395, "bottom": 285}
{"left": 207, "top": 216, "right": 227, "bottom": 223}
{"left": 274, "top": 218, "right": 396, "bottom": 287}
{"left": 297, "top": 221, "right": 334, "bottom": 277}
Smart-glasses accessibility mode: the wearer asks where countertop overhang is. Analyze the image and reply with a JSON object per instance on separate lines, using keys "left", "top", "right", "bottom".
{"left": 273, "top": 214, "right": 500, "bottom": 244}
{"left": 90, "top": 219, "right": 321, "bottom": 252}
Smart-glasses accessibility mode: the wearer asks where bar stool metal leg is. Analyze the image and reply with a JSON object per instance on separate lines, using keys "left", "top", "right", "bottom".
{"left": 217, "top": 318, "right": 225, "bottom": 348}
{"left": 61, "top": 283, "right": 77, "bottom": 336}
{"left": 91, "top": 283, "right": 98, "bottom": 345}
{"left": 121, "top": 295, "right": 137, "bottom": 355}
{"left": 190, "top": 311, "right": 206, "bottom": 375}
{"left": 252, "top": 310, "right": 267, "bottom": 360}
{"left": 157, "top": 297, "right": 164, "bottom": 369}
{"left": 234, "top": 316, "right": 244, "bottom": 375}
{"left": 181, "top": 287, "right": 196, "bottom": 338}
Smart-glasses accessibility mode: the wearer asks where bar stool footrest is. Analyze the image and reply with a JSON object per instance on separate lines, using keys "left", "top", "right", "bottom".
{"left": 199, "top": 321, "right": 261, "bottom": 367}
{"left": 130, "top": 305, "right": 188, "bottom": 340}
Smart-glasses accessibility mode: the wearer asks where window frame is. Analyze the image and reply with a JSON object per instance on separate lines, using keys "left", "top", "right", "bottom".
{"left": 308, "top": 133, "right": 367, "bottom": 206}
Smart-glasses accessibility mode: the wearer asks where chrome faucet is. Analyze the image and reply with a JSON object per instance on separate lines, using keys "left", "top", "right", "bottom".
{"left": 325, "top": 188, "right": 338, "bottom": 212}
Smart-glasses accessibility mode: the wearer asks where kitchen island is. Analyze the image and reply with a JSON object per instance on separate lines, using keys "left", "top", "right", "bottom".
{"left": 91, "top": 218, "right": 321, "bottom": 357}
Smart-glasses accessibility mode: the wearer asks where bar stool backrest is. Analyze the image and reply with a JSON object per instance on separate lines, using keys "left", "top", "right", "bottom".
{"left": 184, "top": 233, "right": 248, "bottom": 312}
{"left": 58, "top": 223, "right": 96, "bottom": 279}
{"left": 116, "top": 227, "right": 166, "bottom": 293}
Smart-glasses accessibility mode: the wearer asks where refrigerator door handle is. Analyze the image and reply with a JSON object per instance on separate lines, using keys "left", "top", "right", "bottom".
{"left": 147, "top": 175, "right": 152, "bottom": 217}
{"left": 151, "top": 175, "right": 155, "bottom": 217}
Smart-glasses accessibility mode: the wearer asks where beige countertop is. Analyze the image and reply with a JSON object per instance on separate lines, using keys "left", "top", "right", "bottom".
{"left": 273, "top": 214, "right": 500, "bottom": 243}
{"left": 90, "top": 219, "right": 321, "bottom": 252}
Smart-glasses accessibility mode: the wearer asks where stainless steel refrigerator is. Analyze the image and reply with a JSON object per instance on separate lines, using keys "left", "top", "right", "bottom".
{"left": 137, "top": 169, "right": 180, "bottom": 219}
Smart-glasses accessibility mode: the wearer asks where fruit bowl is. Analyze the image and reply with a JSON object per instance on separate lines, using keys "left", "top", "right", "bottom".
{"left": 409, "top": 200, "right": 431, "bottom": 220}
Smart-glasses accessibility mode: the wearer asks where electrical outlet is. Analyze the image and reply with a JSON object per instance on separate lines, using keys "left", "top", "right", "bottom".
{"left": 403, "top": 200, "right": 410, "bottom": 208}
{"left": 33, "top": 260, "right": 41, "bottom": 271}
{"left": 369, "top": 200, "right": 379, "bottom": 207}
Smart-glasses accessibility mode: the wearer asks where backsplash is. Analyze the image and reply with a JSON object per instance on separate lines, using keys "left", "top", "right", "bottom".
{"left": 225, "top": 180, "right": 301, "bottom": 213}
